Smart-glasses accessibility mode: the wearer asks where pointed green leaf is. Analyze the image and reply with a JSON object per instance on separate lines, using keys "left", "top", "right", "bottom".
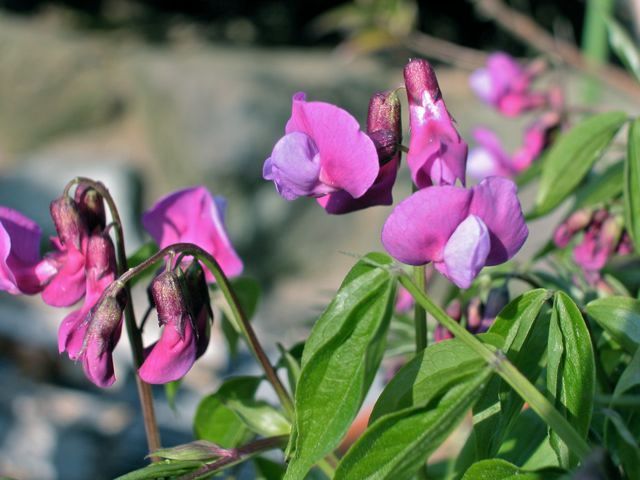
{"left": 547, "top": 292, "right": 596, "bottom": 468}
{"left": 461, "top": 458, "right": 565, "bottom": 480}
{"left": 573, "top": 160, "right": 624, "bottom": 209}
{"left": 284, "top": 253, "right": 396, "bottom": 479}
{"left": 625, "top": 118, "right": 640, "bottom": 251}
{"left": 334, "top": 368, "right": 492, "bottom": 480}
{"left": 223, "top": 398, "right": 291, "bottom": 437}
{"left": 586, "top": 296, "right": 640, "bottom": 354}
{"left": 606, "top": 17, "right": 640, "bottom": 82}
{"left": 534, "top": 111, "right": 627, "bottom": 215}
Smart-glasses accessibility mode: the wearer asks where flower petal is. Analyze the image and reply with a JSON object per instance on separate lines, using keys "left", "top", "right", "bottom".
{"left": 41, "top": 245, "right": 86, "bottom": 307}
{"left": 285, "top": 93, "right": 379, "bottom": 198}
{"left": 435, "top": 215, "right": 490, "bottom": 288}
{"left": 469, "top": 177, "right": 528, "bottom": 265}
{"left": 381, "top": 186, "right": 473, "bottom": 265}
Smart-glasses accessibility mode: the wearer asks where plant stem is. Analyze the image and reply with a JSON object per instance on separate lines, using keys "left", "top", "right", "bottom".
{"left": 398, "top": 273, "right": 592, "bottom": 461}
{"left": 413, "top": 265, "right": 428, "bottom": 352}
{"left": 109, "top": 242, "right": 295, "bottom": 418}
{"left": 66, "top": 177, "right": 161, "bottom": 455}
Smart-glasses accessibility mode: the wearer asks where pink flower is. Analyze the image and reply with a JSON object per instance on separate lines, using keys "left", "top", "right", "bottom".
{"left": 403, "top": 59, "right": 468, "bottom": 188}
{"left": 0, "top": 207, "right": 50, "bottom": 295}
{"left": 142, "top": 186, "right": 243, "bottom": 282}
{"left": 318, "top": 90, "right": 402, "bottom": 214}
{"left": 263, "top": 92, "right": 379, "bottom": 202}
{"left": 382, "top": 177, "right": 528, "bottom": 288}
{"left": 469, "top": 52, "right": 547, "bottom": 116}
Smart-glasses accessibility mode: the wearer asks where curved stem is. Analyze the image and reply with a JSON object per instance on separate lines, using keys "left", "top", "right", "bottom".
{"left": 413, "top": 265, "right": 428, "bottom": 352}
{"left": 65, "top": 177, "right": 162, "bottom": 455}
{"left": 398, "top": 273, "right": 592, "bottom": 461}
{"left": 110, "top": 242, "right": 295, "bottom": 417}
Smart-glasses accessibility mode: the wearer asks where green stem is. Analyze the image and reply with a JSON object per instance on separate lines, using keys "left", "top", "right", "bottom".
{"left": 413, "top": 265, "right": 428, "bottom": 352}
{"left": 66, "top": 177, "right": 162, "bottom": 455}
{"left": 108, "top": 242, "right": 295, "bottom": 418}
{"left": 398, "top": 273, "right": 592, "bottom": 461}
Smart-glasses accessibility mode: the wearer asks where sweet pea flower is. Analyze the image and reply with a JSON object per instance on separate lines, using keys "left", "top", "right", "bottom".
{"left": 139, "top": 270, "right": 198, "bottom": 384}
{"left": 263, "top": 92, "right": 379, "bottom": 202}
{"left": 469, "top": 52, "right": 547, "bottom": 116}
{"left": 382, "top": 176, "right": 528, "bottom": 288}
{"left": 403, "top": 59, "right": 468, "bottom": 188}
{"left": 0, "top": 206, "right": 50, "bottom": 295}
{"left": 142, "top": 186, "right": 243, "bottom": 282}
{"left": 318, "top": 90, "right": 402, "bottom": 214}
{"left": 58, "top": 232, "right": 119, "bottom": 362}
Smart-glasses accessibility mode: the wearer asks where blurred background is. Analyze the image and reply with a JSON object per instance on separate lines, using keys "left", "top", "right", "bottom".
{"left": 0, "top": 0, "right": 638, "bottom": 478}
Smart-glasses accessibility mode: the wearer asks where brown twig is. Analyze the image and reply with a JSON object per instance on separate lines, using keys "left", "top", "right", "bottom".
{"left": 473, "top": 0, "right": 640, "bottom": 99}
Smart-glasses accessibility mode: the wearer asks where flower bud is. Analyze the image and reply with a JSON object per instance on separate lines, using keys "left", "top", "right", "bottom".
{"left": 75, "top": 184, "right": 106, "bottom": 232}
{"left": 50, "top": 196, "right": 87, "bottom": 250}
{"left": 466, "top": 297, "right": 483, "bottom": 331}
{"left": 617, "top": 231, "right": 633, "bottom": 256}
{"left": 85, "top": 231, "right": 117, "bottom": 277}
{"left": 367, "top": 90, "right": 402, "bottom": 165}
{"left": 404, "top": 58, "right": 441, "bottom": 105}
{"left": 554, "top": 208, "right": 593, "bottom": 248}
{"left": 81, "top": 289, "right": 127, "bottom": 387}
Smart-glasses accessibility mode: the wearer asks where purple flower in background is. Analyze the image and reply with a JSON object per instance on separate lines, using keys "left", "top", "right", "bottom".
{"left": 467, "top": 128, "right": 515, "bottom": 179}
{"left": 403, "top": 59, "right": 468, "bottom": 188}
{"left": 318, "top": 89, "right": 402, "bottom": 214}
{"left": 263, "top": 92, "right": 379, "bottom": 202}
{"left": 382, "top": 177, "right": 528, "bottom": 288}
{"left": 0, "top": 207, "right": 49, "bottom": 295}
{"left": 469, "top": 52, "right": 547, "bottom": 116}
{"left": 142, "top": 186, "right": 243, "bottom": 282}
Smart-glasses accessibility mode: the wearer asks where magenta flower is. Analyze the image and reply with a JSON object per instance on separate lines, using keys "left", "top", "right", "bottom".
{"left": 318, "top": 90, "right": 401, "bottom": 214}
{"left": 403, "top": 59, "right": 468, "bottom": 189}
{"left": 469, "top": 52, "right": 547, "bottom": 117}
{"left": 382, "top": 177, "right": 528, "bottom": 288}
{"left": 467, "top": 128, "right": 515, "bottom": 179}
{"left": 263, "top": 92, "right": 379, "bottom": 201}
{"left": 0, "top": 207, "right": 49, "bottom": 295}
{"left": 139, "top": 271, "right": 198, "bottom": 384}
{"left": 58, "top": 232, "right": 119, "bottom": 362}
{"left": 142, "top": 186, "right": 243, "bottom": 282}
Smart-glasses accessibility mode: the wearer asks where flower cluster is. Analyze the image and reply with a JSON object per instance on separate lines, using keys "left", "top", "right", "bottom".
{"left": 0, "top": 184, "right": 242, "bottom": 387}
{"left": 264, "top": 58, "right": 528, "bottom": 289}
{"left": 467, "top": 52, "right": 563, "bottom": 180}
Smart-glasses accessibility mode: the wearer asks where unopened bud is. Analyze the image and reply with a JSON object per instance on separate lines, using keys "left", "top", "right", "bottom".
{"left": 617, "top": 231, "right": 634, "bottom": 255}
{"left": 50, "top": 196, "right": 87, "bottom": 249}
{"left": 75, "top": 184, "right": 106, "bottom": 232}
{"left": 150, "top": 270, "right": 190, "bottom": 338}
{"left": 466, "top": 297, "right": 483, "bottom": 331}
{"left": 554, "top": 208, "right": 593, "bottom": 248}
{"left": 403, "top": 58, "right": 441, "bottom": 105}
{"left": 86, "top": 233, "right": 117, "bottom": 277}
{"left": 445, "top": 299, "right": 462, "bottom": 321}
{"left": 483, "top": 286, "right": 509, "bottom": 321}
{"left": 367, "top": 91, "right": 402, "bottom": 164}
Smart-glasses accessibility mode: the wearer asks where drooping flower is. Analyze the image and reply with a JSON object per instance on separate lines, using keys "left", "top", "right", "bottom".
{"left": 0, "top": 206, "right": 49, "bottom": 295}
{"left": 142, "top": 186, "right": 243, "bottom": 282}
{"left": 139, "top": 270, "right": 199, "bottom": 384}
{"left": 263, "top": 92, "right": 379, "bottom": 201}
{"left": 469, "top": 52, "right": 547, "bottom": 116}
{"left": 318, "top": 90, "right": 402, "bottom": 214}
{"left": 382, "top": 176, "right": 528, "bottom": 288}
{"left": 403, "top": 58, "right": 468, "bottom": 188}
{"left": 58, "top": 231, "right": 119, "bottom": 362}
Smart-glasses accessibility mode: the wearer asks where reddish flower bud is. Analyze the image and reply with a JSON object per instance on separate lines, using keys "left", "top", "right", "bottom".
{"left": 367, "top": 90, "right": 402, "bottom": 165}
{"left": 81, "top": 289, "right": 126, "bottom": 387}
{"left": 617, "top": 231, "right": 634, "bottom": 255}
{"left": 50, "top": 196, "right": 87, "bottom": 250}
{"left": 75, "top": 184, "right": 106, "bottom": 232}
{"left": 554, "top": 208, "right": 593, "bottom": 248}
{"left": 404, "top": 58, "right": 441, "bottom": 105}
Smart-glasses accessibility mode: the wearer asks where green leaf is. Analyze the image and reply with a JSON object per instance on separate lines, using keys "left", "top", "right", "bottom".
{"left": 606, "top": 17, "right": 640, "bottom": 82}
{"left": 193, "top": 376, "right": 261, "bottom": 448}
{"left": 126, "top": 241, "right": 159, "bottom": 287}
{"left": 254, "top": 456, "right": 287, "bottom": 480}
{"left": 277, "top": 342, "right": 302, "bottom": 396}
{"left": 547, "top": 292, "right": 596, "bottom": 468}
{"left": 496, "top": 407, "right": 551, "bottom": 468}
{"left": 284, "top": 253, "right": 396, "bottom": 479}
{"left": 223, "top": 398, "right": 291, "bottom": 437}
{"left": 625, "top": 118, "right": 640, "bottom": 252}
{"left": 534, "top": 111, "right": 627, "bottom": 216}
{"left": 370, "top": 338, "right": 485, "bottom": 422}
{"left": 334, "top": 368, "right": 492, "bottom": 480}
{"left": 114, "top": 460, "right": 203, "bottom": 480}
{"left": 473, "top": 290, "right": 551, "bottom": 458}
{"left": 586, "top": 296, "right": 640, "bottom": 354}
{"left": 461, "top": 459, "right": 565, "bottom": 480}
{"left": 573, "top": 160, "right": 624, "bottom": 209}
{"left": 151, "top": 440, "right": 228, "bottom": 461}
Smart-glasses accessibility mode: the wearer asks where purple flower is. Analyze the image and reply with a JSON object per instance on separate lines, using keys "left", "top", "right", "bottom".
{"left": 469, "top": 52, "right": 547, "bottom": 117}
{"left": 139, "top": 271, "right": 198, "bottom": 384}
{"left": 142, "top": 186, "right": 243, "bottom": 282}
{"left": 467, "top": 128, "right": 515, "bottom": 179}
{"left": 381, "top": 177, "right": 528, "bottom": 288}
{"left": 264, "top": 92, "right": 379, "bottom": 202}
{"left": 0, "top": 207, "right": 50, "bottom": 295}
{"left": 318, "top": 90, "right": 402, "bottom": 214}
{"left": 403, "top": 59, "right": 468, "bottom": 188}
